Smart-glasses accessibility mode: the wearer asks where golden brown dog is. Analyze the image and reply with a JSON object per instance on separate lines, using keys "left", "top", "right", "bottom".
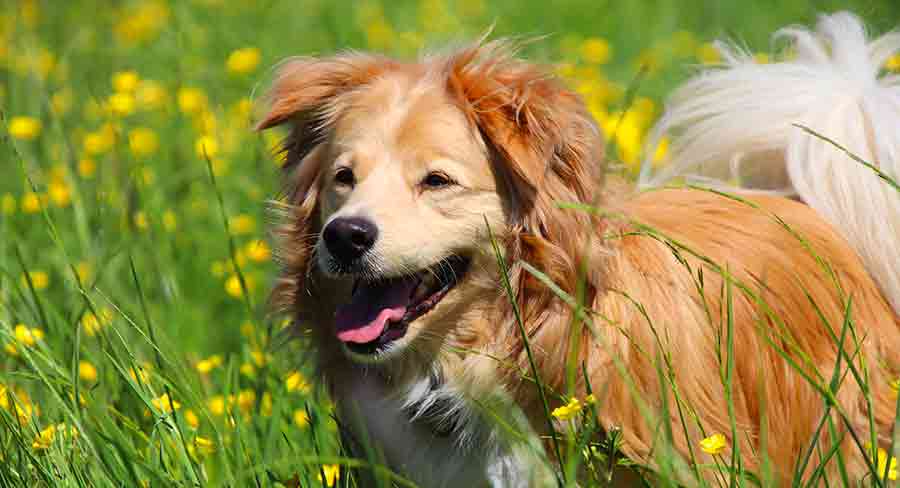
{"left": 257, "top": 13, "right": 899, "bottom": 487}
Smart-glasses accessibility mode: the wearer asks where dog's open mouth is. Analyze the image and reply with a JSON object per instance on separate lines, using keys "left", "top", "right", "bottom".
{"left": 333, "top": 255, "right": 470, "bottom": 355}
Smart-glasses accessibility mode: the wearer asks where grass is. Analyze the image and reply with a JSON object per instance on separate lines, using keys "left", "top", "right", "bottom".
{"left": 1, "top": 0, "right": 899, "bottom": 486}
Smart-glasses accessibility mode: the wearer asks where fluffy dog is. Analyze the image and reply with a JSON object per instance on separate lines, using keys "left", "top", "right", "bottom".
{"left": 258, "top": 12, "right": 899, "bottom": 486}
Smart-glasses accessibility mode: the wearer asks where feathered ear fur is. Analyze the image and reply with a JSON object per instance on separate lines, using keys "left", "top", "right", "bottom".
{"left": 257, "top": 54, "right": 397, "bottom": 315}
{"left": 442, "top": 42, "right": 607, "bottom": 388}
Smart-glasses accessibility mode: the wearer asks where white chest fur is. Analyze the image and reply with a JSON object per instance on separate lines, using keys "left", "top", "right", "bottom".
{"left": 334, "top": 372, "right": 547, "bottom": 487}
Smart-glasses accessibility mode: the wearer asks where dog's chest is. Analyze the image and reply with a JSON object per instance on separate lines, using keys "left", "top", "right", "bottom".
{"left": 336, "top": 375, "right": 535, "bottom": 488}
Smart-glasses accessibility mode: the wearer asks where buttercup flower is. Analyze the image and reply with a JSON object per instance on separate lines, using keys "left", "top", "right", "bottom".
{"left": 108, "top": 92, "right": 135, "bottom": 116}
{"left": 79, "top": 360, "right": 98, "bottom": 382}
{"left": 244, "top": 239, "right": 271, "bottom": 262}
{"left": 8, "top": 116, "right": 42, "bottom": 140}
{"left": 78, "top": 158, "right": 97, "bottom": 178}
{"left": 286, "top": 371, "right": 311, "bottom": 394}
{"left": 195, "top": 135, "right": 218, "bottom": 158}
{"left": 318, "top": 464, "right": 340, "bottom": 487}
{"left": 177, "top": 87, "right": 207, "bottom": 115}
{"left": 699, "top": 433, "right": 727, "bottom": 455}
{"left": 112, "top": 70, "right": 140, "bottom": 93}
{"left": 293, "top": 409, "right": 310, "bottom": 428}
{"left": 229, "top": 214, "right": 256, "bottom": 235}
{"left": 195, "top": 354, "right": 223, "bottom": 374}
{"left": 128, "top": 127, "right": 159, "bottom": 156}
{"left": 193, "top": 436, "right": 215, "bottom": 455}
{"left": 184, "top": 409, "right": 200, "bottom": 429}
{"left": 226, "top": 47, "right": 261, "bottom": 75}
{"left": 552, "top": 397, "right": 582, "bottom": 421}
{"left": 22, "top": 271, "right": 50, "bottom": 290}
{"left": 581, "top": 38, "right": 611, "bottom": 64}
{"left": 151, "top": 393, "right": 181, "bottom": 413}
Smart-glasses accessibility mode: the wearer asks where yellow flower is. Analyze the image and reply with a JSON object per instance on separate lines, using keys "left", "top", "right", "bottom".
{"left": 195, "top": 354, "right": 223, "bottom": 374}
{"left": 581, "top": 38, "right": 611, "bottom": 65}
{"left": 697, "top": 42, "right": 721, "bottom": 64}
{"left": 1, "top": 193, "right": 16, "bottom": 215}
{"left": 79, "top": 360, "right": 98, "bottom": 382}
{"left": 133, "top": 211, "right": 149, "bottom": 230}
{"left": 78, "top": 158, "right": 97, "bottom": 178}
{"left": 699, "top": 433, "right": 727, "bottom": 455}
{"left": 551, "top": 397, "right": 582, "bottom": 421}
{"left": 261, "top": 392, "right": 273, "bottom": 417}
{"left": 208, "top": 395, "right": 226, "bottom": 415}
{"left": 293, "top": 409, "right": 309, "bottom": 429}
{"left": 162, "top": 210, "right": 177, "bottom": 232}
{"left": 21, "top": 192, "right": 42, "bottom": 214}
{"left": 129, "top": 364, "right": 151, "bottom": 384}
{"left": 83, "top": 125, "right": 115, "bottom": 155}
{"left": 195, "top": 135, "right": 218, "bottom": 158}
{"left": 887, "top": 54, "right": 900, "bottom": 72}
{"left": 584, "top": 393, "right": 596, "bottom": 405}
{"left": 8, "top": 116, "right": 42, "bottom": 141}
{"left": 151, "top": 393, "right": 181, "bottom": 413}
{"left": 285, "top": 371, "right": 311, "bottom": 394}
{"left": 112, "top": 70, "right": 140, "bottom": 93}
{"left": 108, "top": 92, "right": 135, "bottom": 116}
{"left": 890, "top": 378, "right": 899, "bottom": 398}
{"left": 317, "top": 464, "right": 340, "bottom": 487}
{"left": 239, "top": 362, "right": 256, "bottom": 378}
{"left": 236, "top": 389, "right": 255, "bottom": 414}
{"left": 193, "top": 436, "right": 215, "bottom": 455}
{"left": 23, "top": 271, "right": 50, "bottom": 290}
{"left": 177, "top": 87, "right": 207, "bottom": 115}
{"left": 48, "top": 181, "right": 71, "bottom": 207}
{"left": 136, "top": 80, "right": 168, "bottom": 110}
{"left": 244, "top": 239, "right": 271, "bottom": 262}
{"left": 229, "top": 214, "right": 256, "bottom": 235}
{"left": 250, "top": 348, "right": 270, "bottom": 367}
{"left": 184, "top": 409, "right": 200, "bottom": 429}
{"left": 82, "top": 307, "right": 113, "bottom": 336}
{"left": 226, "top": 47, "right": 261, "bottom": 75}
{"left": 128, "top": 127, "right": 159, "bottom": 156}
{"left": 32, "top": 424, "right": 57, "bottom": 450}
{"left": 875, "top": 447, "right": 898, "bottom": 481}
{"left": 224, "top": 274, "right": 249, "bottom": 298}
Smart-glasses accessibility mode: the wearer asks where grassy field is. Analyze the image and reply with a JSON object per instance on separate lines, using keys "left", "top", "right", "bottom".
{"left": 2, "top": 0, "right": 899, "bottom": 486}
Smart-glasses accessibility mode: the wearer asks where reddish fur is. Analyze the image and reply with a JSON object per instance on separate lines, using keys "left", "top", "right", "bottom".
{"left": 258, "top": 42, "right": 900, "bottom": 485}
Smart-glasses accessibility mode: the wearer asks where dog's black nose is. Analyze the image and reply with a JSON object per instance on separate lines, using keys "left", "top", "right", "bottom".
{"left": 322, "top": 217, "right": 378, "bottom": 264}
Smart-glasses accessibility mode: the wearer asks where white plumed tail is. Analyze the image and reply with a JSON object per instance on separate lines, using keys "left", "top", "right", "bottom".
{"left": 640, "top": 11, "right": 900, "bottom": 313}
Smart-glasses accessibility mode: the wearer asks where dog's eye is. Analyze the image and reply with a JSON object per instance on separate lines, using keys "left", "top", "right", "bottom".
{"left": 334, "top": 167, "right": 355, "bottom": 187}
{"left": 422, "top": 171, "right": 453, "bottom": 189}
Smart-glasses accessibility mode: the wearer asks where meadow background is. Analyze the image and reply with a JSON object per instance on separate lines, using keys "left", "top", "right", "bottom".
{"left": 2, "top": 0, "right": 899, "bottom": 486}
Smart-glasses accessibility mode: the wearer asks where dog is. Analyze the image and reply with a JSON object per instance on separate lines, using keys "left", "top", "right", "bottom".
{"left": 257, "top": 12, "right": 899, "bottom": 486}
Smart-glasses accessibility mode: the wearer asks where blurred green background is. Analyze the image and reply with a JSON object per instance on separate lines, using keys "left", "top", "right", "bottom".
{"left": 1, "top": 1, "right": 898, "bottom": 486}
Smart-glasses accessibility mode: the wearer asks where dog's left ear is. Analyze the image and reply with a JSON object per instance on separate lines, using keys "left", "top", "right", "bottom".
{"left": 445, "top": 42, "right": 604, "bottom": 213}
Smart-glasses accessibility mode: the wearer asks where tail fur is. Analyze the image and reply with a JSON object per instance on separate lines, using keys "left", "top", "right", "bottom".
{"left": 640, "top": 11, "right": 900, "bottom": 313}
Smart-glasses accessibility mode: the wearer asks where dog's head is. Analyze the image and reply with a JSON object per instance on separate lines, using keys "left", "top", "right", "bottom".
{"left": 259, "top": 42, "right": 603, "bottom": 367}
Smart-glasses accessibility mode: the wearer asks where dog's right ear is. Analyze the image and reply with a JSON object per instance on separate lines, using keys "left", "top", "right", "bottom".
{"left": 257, "top": 54, "right": 395, "bottom": 313}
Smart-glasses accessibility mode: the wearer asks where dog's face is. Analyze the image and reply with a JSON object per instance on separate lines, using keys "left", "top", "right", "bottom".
{"left": 313, "top": 75, "right": 507, "bottom": 361}
{"left": 258, "top": 44, "right": 603, "bottom": 366}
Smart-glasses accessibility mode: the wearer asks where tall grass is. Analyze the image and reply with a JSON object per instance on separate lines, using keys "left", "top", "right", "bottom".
{"left": 2, "top": 0, "right": 899, "bottom": 486}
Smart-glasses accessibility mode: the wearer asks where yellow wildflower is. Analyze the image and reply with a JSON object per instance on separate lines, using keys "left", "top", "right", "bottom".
{"left": 699, "top": 433, "right": 727, "bottom": 455}
{"left": 136, "top": 80, "right": 168, "bottom": 110}
{"left": 82, "top": 307, "right": 113, "bottom": 336}
{"left": 48, "top": 181, "right": 71, "bottom": 207}
{"left": 83, "top": 125, "right": 115, "bottom": 155}
{"left": 293, "top": 409, "right": 310, "bottom": 429}
{"left": 239, "top": 362, "right": 256, "bottom": 377}
{"left": 177, "top": 87, "right": 207, "bottom": 115}
{"left": 195, "top": 354, "right": 223, "bottom": 374}
{"left": 8, "top": 116, "right": 42, "bottom": 141}
{"left": 208, "top": 395, "right": 226, "bottom": 415}
{"left": 75, "top": 261, "right": 92, "bottom": 283}
{"left": 581, "top": 38, "right": 611, "bottom": 64}
{"left": 133, "top": 211, "right": 149, "bottom": 230}
{"left": 697, "top": 42, "right": 721, "bottom": 64}
{"left": 151, "top": 393, "right": 181, "bottom": 413}
{"left": 79, "top": 360, "right": 98, "bottom": 382}
{"left": 285, "top": 371, "right": 311, "bottom": 394}
{"left": 193, "top": 436, "right": 215, "bottom": 455}
{"left": 128, "top": 127, "right": 159, "bottom": 156}
{"left": 22, "top": 191, "right": 41, "bottom": 213}
{"left": 244, "top": 239, "right": 271, "bottom": 262}
{"left": 112, "top": 71, "right": 140, "bottom": 93}
{"left": 224, "top": 274, "right": 249, "bottom": 298}
{"left": 129, "top": 364, "right": 151, "bottom": 383}
{"left": 874, "top": 446, "right": 898, "bottom": 481}
{"left": 250, "top": 348, "right": 270, "bottom": 367}
{"left": 226, "top": 47, "right": 261, "bottom": 75}
{"left": 261, "top": 392, "right": 273, "bottom": 417}
{"left": 585, "top": 393, "right": 596, "bottom": 405}
{"left": 184, "top": 409, "right": 200, "bottom": 429}
{"left": 229, "top": 214, "right": 256, "bottom": 235}
{"left": 317, "top": 464, "right": 340, "bottom": 487}
{"left": 162, "top": 210, "right": 177, "bottom": 232}
{"left": 108, "top": 92, "right": 135, "bottom": 116}
{"left": 32, "top": 424, "right": 57, "bottom": 450}
{"left": 236, "top": 389, "right": 255, "bottom": 414}
{"left": 551, "top": 397, "right": 582, "bottom": 421}
{"left": 195, "top": 135, "right": 218, "bottom": 158}
{"left": 890, "top": 378, "right": 899, "bottom": 398}
{"left": 2, "top": 193, "right": 16, "bottom": 215}
{"left": 23, "top": 271, "right": 50, "bottom": 290}
{"left": 78, "top": 158, "right": 97, "bottom": 178}
{"left": 887, "top": 54, "right": 900, "bottom": 72}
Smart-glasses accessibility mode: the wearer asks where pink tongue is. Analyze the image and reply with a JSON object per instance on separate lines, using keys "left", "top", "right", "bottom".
{"left": 334, "top": 279, "right": 417, "bottom": 344}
